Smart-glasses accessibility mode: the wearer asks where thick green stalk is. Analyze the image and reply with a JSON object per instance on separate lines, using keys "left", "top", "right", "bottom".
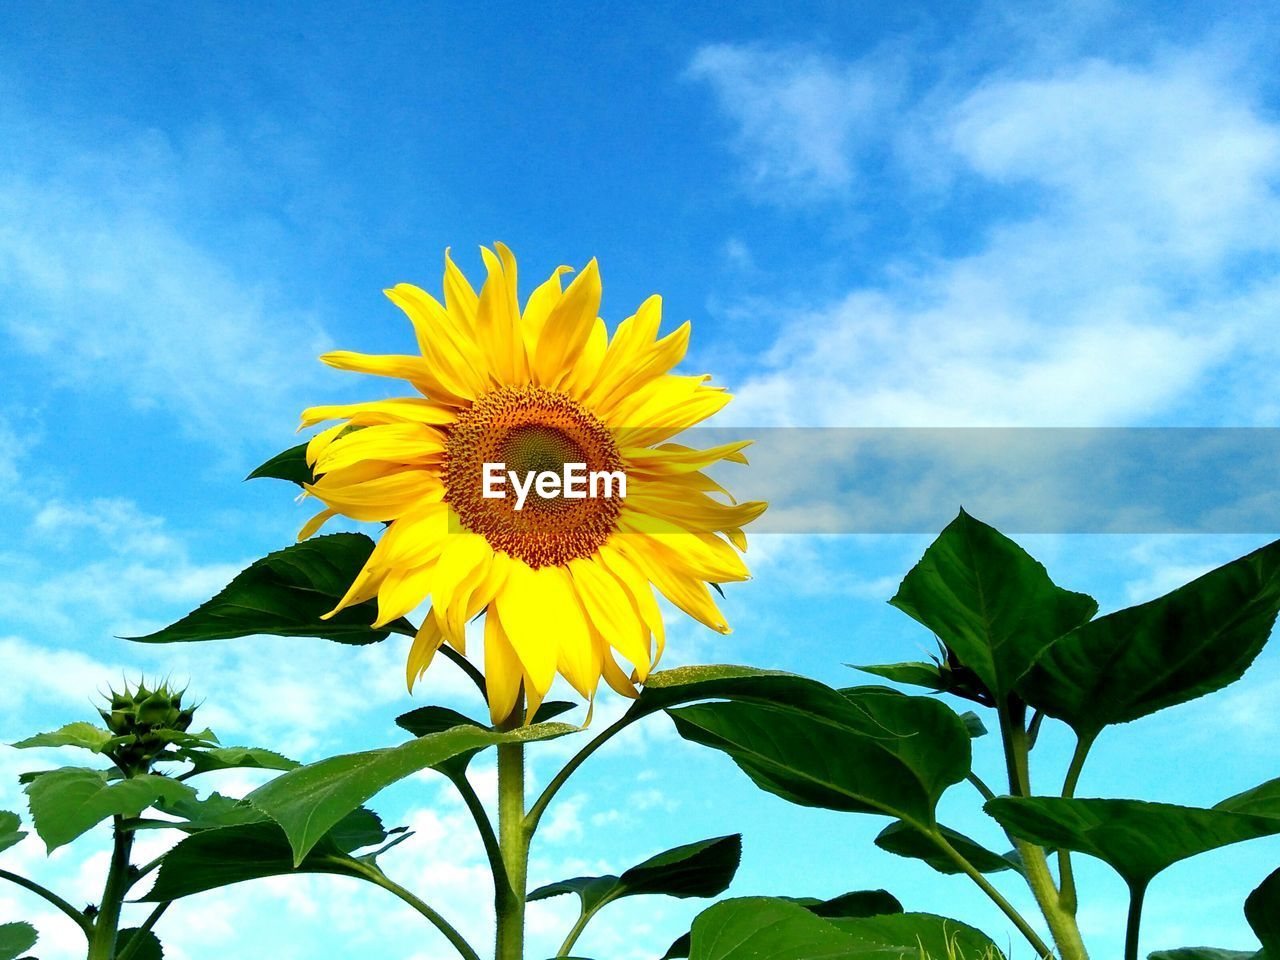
{"left": 1057, "top": 732, "right": 1097, "bottom": 916}
{"left": 1124, "top": 883, "right": 1148, "bottom": 960}
{"left": 86, "top": 817, "right": 135, "bottom": 960}
{"left": 930, "top": 832, "right": 1053, "bottom": 959}
{"left": 997, "top": 699, "right": 1090, "bottom": 960}
{"left": 495, "top": 696, "right": 529, "bottom": 960}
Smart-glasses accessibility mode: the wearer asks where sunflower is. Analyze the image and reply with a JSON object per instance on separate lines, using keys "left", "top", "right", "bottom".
{"left": 299, "top": 244, "right": 765, "bottom": 723}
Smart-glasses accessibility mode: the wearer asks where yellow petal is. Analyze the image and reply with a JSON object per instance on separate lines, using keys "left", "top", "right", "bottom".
{"left": 300, "top": 398, "right": 458, "bottom": 430}
{"left": 568, "top": 557, "right": 652, "bottom": 678}
{"left": 443, "top": 247, "right": 480, "bottom": 333}
{"left": 312, "top": 423, "right": 446, "bottom": 475}
{"left": 532, "top": 258, "right": 601, "bottom": 386}
{"left": 484, "top": 609, "right": 523, "bottom": 725}
{"left": 298, "top": 508, "right": 338, "bottom": 541}
{"left": 491, "top": 562, "right": 559, "bottom": 697}
{"left": 406, "top": 611, "right": 446, "bottom": 692}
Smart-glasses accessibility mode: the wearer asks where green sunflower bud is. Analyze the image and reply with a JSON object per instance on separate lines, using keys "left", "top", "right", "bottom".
{"left": 97, "top": 679, "right": 198, "bottom": 773}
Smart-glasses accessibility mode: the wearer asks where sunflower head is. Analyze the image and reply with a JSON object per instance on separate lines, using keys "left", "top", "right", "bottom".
{"left": 99, "top": 679, "right": 197, "bottom": 772}
{"left": 299, "top": 244, "right": 765, "bottom": 723}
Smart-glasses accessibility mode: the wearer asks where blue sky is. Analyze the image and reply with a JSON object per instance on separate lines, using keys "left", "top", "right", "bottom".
{"left": 3, "top": 2, "right": 1280, "bottom": 958}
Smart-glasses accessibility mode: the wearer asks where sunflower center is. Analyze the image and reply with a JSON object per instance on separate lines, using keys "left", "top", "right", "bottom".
{"left": 444, "top": 386, "right": 624, "bottom": 568}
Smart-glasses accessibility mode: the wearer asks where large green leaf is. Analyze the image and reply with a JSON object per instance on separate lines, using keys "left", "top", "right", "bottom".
{"left": 25, "top": 767, "right": 196, "bottom": 851}
{"left": 0, "top": 923, "right": 37, "bottom": 960}
{"left": 686, "top": 898, "right": 1003, "bottom": 960}
{"left": 986, "top": 794, "right": 1280, "bottom": 889}
{"left": 1148, "top": 951, "right": 1257, "bottom": 959}
{"left": 852, "top": 662, "right": 949, "bottom": 692}
{"left": 12, "top": 722, "right": 119, "bottom": 753}
{"left": 140, "top": 809, "right": 388, "bottom": 901}
{"left": 631, "top": 665, "right": 856, "bottom": 720}
{"left": 0, "top": 812, "right": 25, "bottom": 855}
{"left": 875, "top": 821, "right": 1022, "bottom": 877}
{"left": 126, "top": 533, "right": 411, "bottom": 646}
{"left": 670, "top": 688, "right": 970, "bottom": 830}
{"left": 889, "top": 509, "right": 1097, "bottom": 700}
{"left": 247, "top": 442, "right": 314, "bottom": 485}
{"left": 181, "top": 746, "right": 299, "bottom": 776}
{"left": 117, "top": 927, "right": 163, "bottom": 960}
{"left": 1246, "top": 866, "right": 1280, "bottom": 955}
{"left": 393, "top": 702, "right": 576, "bottom": 778}
{"left": 528, "top": 835, "right": 740, "bottom": 912}
{"left": 1019, "top": 538, "right": 1280, "bottom": 739}
{"left": 828, "top": 912, "right": 1005, "bottom": 958}
{"left": 661, "top": 890, "right": 903, "bottom": 960}
{"left": 247, "top": 721, "right": 575, "bottom": 864}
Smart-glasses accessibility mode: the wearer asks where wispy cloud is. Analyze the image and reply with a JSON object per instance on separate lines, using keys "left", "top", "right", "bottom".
{"left": 0, "top": 112, "right": 334, "bottom": 453}
{"left": 687, "top": 44, "right": 901, "bottom": 200}
{"left": 696, "top": 41, "right": 1280, "bottom": 428}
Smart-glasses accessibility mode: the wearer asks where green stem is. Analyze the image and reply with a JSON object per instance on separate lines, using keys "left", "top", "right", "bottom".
{"left": 87, "top": 817, "right": 135, "bottom": 960}
{"left": 344, "top": 860, "right": 482, "bottom": 960}
{"left": 930, "top": 832, "right": 1054, "bottom": 959}
{"left": 440, "top": 645, "right": 489, "bottom": 697}
{"left": 995, "top": 699, "right": 1090, "bottom": 960}
{"left": 451, "top": 771, "right": 508, "bottom": 891}
{"left": 1057, "top": 732, "right": 1097, "bottom": 917}
{"left": 966, "top": 772, "right": 997, "bottom": 803}
{"left": 495, "top": 694, "right": 529, "bottom": 960}
{"left": 556, "top": 900, "right": 608, "bottom": 958}
{"left": 526, "top": 712, "right": 632, "bottom": 837}
{"left": 1124, "top": 882, "right": 1148, "bottom": 960}
{"left": 0, "top": 869, "right": 93, "bottom": 937}
{"left": 116, "top": 903, "right": 169, "bottom": 960}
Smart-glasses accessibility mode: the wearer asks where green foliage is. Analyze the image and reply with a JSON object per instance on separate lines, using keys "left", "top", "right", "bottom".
{"left": 12, "top": 722, "right": 119, "bottom": 753}
{"left": 246, "top": 720, "right": 575, "bottom": 864}
{"left": 985, "top": 793, "right": 1280, "bottom": 889}
{"left": 1245, "top": 866, "right": 1280, "bottom": 955}
{"left": 127, "top": 533, "right": 411, "bottom": 646}
{"left": 117, "top": 927, "right": 163, "bottom": 960}
{"left": 669, "top": 686, "right": 970, "bottom": 829}
{"left": 1017, "top": 539, "right": 1280, "bottom": 740}
{"left": 685, "top": 897, "right": 1004, "bottom": 960}
{"left": 875, "top": 822, "right": 1022, "bottom": 877}
{"left": 181, "top": 746, "right": 300, "bottom": 776}
{"left": 247, "top": 442, "right": 314, "bottom": 485}
{"left": 141, "top": 809, "right": 392, "bottom": 901}
{"left": 528, "top": 835, "right": 741, "bottom": 912}
{"left": 0, "top": 812, "right": 25, "bottom": 855}
{"left": 0, "top": 923, "right": 37, "bottom": 960}
{"left": 24, "top": 767, "right": 196, "bottom": 851}
{"left": 888, "top": 508, "right": 1097, "bottom": 703}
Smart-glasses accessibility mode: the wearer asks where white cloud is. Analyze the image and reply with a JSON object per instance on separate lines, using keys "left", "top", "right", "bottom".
{"left": 0, "top": 116, "right": 333, "bottom": 450}
{"left": 699, "top": 45, "right": 1280, "bottom": 429}
{"left": 687, "top": 44, "right": 899, "bottom": 199}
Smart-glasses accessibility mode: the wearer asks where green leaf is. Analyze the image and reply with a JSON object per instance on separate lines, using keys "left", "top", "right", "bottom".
{"left": 661, "top": 890, "right": 902, "bottom": 960}
{"left": 875, "top": 821, "right": 1022, "bottom": 876}
{"left": 1148, "top": 951, "right": 1258, "bottom": 960}
{"left": 149, "top": 792, "right": 267, "bottom": 831}
{"left": 670, "top": 688, "right": 970, "bottom": 829}
{"left": 0, "top": 812, "right": 26, "bottom": 855}
{"left": 686, "top": 898, "right": 1004, "bottom": 960}
{"left": 1019, "top": 538, "right": 1280, "bottom": 740}
{"left": 126, "top": 533, "right": 412, "bottom": 646}
{"left": 25, "top": 767, "right": 197, "bottom": 851}
{"left": 852, "top": 661, "right": 949, "bottom": 692}
{"left": 247, "top": 721, "right": 575, "bottom": 864}
{"left": 1246, "top": 866, "right": 1280, "bottom": 955}
{"left": 529, "top": 835, "right": 740, "bottom": 912}
{"left": 959, "top": 711, "right": 987, "bottom": 738}
{"left": 890, "top": 509, "right": 1098, "bottom": 701}
{"left": 12, "top": 722, "right": 119, "bottom": 753}
{"left": 118, "top": 927, "right": 163, "bottom": 960}
{"left": 139, "top": 809, "right": 386, "bottom": 901}
{"left": 181, "top": 746, "right": 299, "bottom": 776}
{"left": 0, "top": 922, "right": 37, "bottom": 960}
{"left": 986, "top": 794, "right": 1280, "bottom": 889}
{"left": 687, "top": 897, "right": 859, "bottom": 960}
{"left": 631, "top": 665, "right": 855, "bottom": 720}
{"left": 247, "top": 442, "right": 314, "bottom": 485}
